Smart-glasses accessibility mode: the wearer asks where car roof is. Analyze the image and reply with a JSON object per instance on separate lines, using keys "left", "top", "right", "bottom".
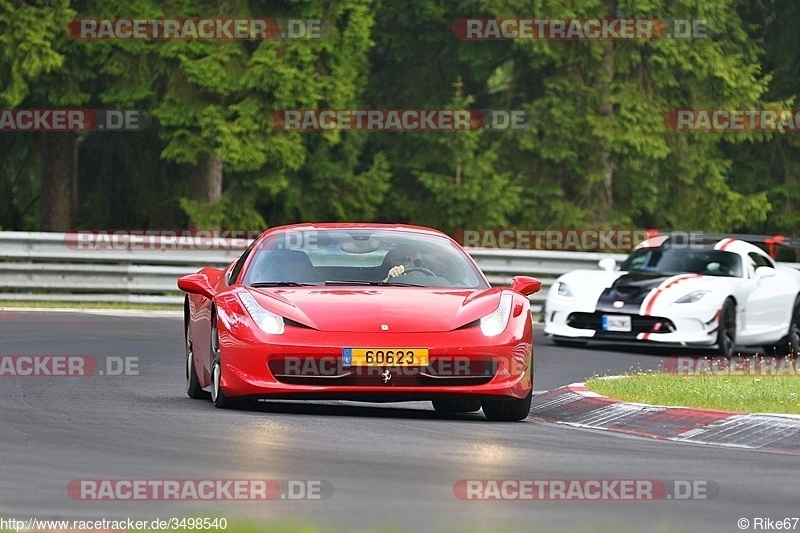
{"left": 255, "top": 223, "right": 454, "bottom": 243}
{"left": 633, "top": 235, "right": 772, "bottom": 259}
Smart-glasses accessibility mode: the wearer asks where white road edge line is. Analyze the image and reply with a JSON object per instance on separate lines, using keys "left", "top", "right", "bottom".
{"left": 0, "top": 307, "right": 182, "bottom": 317}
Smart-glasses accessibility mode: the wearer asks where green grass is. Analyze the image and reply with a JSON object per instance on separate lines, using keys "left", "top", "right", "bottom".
{"left": 0, "top": 300, "right": 181, "bottom": 311}
{"left": 586, "top": 372, "right": 800, "bottom": 414}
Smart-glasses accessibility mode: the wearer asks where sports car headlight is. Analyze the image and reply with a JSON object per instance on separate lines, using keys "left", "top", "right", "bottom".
{"left": 238, "top": 292, "right": 285, "bottom": 334}
{"left": 480, "top": 293, "right": 513, "bottom": 337}
{"left": 550, "top": 281, "right": 575, "bottom": 301}
{"left": 673, "top": 290, "right": 711, "bottom": 306}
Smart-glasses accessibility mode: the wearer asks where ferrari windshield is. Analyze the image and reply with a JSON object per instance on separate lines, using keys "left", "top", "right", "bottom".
{"left": 620, "top": 248, "right": 743, "bottom": 277}
{"left": 242, "top": 229, "right": 489, "bottom": 289}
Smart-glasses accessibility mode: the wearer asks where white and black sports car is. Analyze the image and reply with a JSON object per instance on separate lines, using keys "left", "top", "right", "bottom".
{"left": 544, "top": 234, "right": 800, "bottom": 355}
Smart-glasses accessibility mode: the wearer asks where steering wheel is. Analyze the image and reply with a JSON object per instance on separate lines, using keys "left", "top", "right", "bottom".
{"left": 401, "top": 266, "right": 436, "bottom": 277}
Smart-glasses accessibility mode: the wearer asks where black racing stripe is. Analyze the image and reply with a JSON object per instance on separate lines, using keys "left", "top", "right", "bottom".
{"left": 595, "top": 272, "right": 669, "bottom": 314}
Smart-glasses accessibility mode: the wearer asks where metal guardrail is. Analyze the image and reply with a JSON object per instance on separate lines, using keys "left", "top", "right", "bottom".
{"left": 0, "top": 232, "right": 242, "bottom": 266}
{"left": 0, "top": 232, "right": 243, "bottom": 305}
{"left": 467, "top": 248, "right": 627, "bottom": 298}
{"left": 1, "top": 231, "right": 796, "bottom": 308}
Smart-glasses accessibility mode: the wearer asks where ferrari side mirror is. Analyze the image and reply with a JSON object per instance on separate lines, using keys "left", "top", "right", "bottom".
{"left": 178, "top": 273, "right": 215, "bottom": 299}
{"left": 510, "top": 276, "right": 542, "bottom": 296}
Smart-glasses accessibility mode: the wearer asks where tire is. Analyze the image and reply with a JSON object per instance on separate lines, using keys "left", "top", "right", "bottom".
{"left": 481, "top": 389, "right": 533, "bottom": 422}
{"left": 716, "top": 298, "right": 737, "bottom": 357}
{"left": 772, "top": 296, "right": 800, "bottom": 356}
{"left": 432, "top": 399, "right": 482, "bottom": 414}
{"left": 186, "top": 320, "right": 210, "bottom": 399}
{"left": 210, "top": 310, "right": 236, "bottom": 409}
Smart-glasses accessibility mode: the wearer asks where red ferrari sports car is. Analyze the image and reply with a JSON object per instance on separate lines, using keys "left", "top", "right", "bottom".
{"left": 178, "top": 223, "right": 541, "bottom": 421}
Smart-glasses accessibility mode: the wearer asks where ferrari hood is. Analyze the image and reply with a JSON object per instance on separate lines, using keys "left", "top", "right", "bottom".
{"left": 247, "top": 286, "right": 505, "bottom": 333}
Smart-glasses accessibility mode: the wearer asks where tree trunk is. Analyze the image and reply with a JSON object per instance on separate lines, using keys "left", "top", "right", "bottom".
{"left": 596, "top": 41, "right": 615, "bottom": 222}
{"left": 191, "top": 152, "right": 223, "bottom": 204}
{"left": 599, "top": 142, "right": 614, "bottom": 216}
{"left": 39, "top": 132, "right": 76, "bottom": 231}
{"left": 188, "top": 153, "right": 223, "bottom": 229}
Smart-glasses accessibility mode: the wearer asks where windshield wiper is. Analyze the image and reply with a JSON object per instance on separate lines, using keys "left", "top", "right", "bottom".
{"left": 325, "top": 280, "right": 383, "bottom": 286}
{"left": 250, "top": 281, "right": 317, "bottom": 287}
{"left": 324, "top": 280, "right": 428, "bottom": 287}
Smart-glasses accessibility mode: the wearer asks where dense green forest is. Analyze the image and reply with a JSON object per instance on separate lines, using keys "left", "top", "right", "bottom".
{"left": 0, "top": 0, "right": 798, "bottom": 236}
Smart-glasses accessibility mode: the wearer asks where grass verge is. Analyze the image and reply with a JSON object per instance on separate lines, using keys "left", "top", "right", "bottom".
{"left": 586, "top": 371, "right": 800, "bottom": 415}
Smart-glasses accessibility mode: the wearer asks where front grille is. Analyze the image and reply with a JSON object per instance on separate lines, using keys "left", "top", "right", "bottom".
{"left": 268, "top": 357, "right": 496, "bottom": 387}
{"left": 567, "top": 312, "right": 676, "bottom": 338}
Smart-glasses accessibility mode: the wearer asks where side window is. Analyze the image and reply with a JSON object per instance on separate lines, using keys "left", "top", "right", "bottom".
{"left": 747, "top": 252, "right": 774, "bottom": 277}
{"left": 227, "top": 241, "right": 257, "bottom": 285}
{"left": 627, "top": 253, "right": 650, "bottom": 269}
{"left": 749, "top": 252, "right": 774, "bottom": 269}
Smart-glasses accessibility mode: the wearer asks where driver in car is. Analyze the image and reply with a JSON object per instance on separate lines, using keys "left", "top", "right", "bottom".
{"left": 383, "top": 249, "right": 426, "bottom": 282}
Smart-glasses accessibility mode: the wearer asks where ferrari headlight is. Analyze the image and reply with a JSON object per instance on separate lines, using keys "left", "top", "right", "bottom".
{"left": 673, "top": 290, "right": 711, "bottom": 306}
{"left": 480, "top": 293, "right": 513, "bottom": 337}
{"left": 238, "top": 292, "right": 285, "bottom": 334}
{"left": 550, "top": 281, "right": 575, "bottom": 301}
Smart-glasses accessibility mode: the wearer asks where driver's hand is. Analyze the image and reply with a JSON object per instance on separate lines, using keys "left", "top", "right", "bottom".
{"left": 382, "top": 265, "right": 405, "bottom": 283}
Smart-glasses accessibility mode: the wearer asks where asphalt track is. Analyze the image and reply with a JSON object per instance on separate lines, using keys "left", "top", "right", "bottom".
{"left": 1, "top": 310, "right": 798, "bottom": 532}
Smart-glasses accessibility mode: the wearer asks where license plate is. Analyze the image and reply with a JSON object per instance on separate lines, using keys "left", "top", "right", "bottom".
{"left": 602, "top": 315, "right": 632, "bottom": 332}
{"left": 342, "top": 348, "right": 429, "bottom": 367}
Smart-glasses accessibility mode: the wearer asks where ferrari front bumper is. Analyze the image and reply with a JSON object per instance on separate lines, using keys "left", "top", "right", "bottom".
{"left": 216, "top": 323, "right": 533, "bottom": 401}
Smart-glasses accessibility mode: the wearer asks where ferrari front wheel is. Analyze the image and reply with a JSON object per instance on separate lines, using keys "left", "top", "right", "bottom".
{"left": 210, "top": 361, "right": 234, "bottom": 408}
{"left": 210, "top": 312, "right": 235, "bottom": 409}
{"left": 482, "top": 389, "right": 532, "bottom": 422}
